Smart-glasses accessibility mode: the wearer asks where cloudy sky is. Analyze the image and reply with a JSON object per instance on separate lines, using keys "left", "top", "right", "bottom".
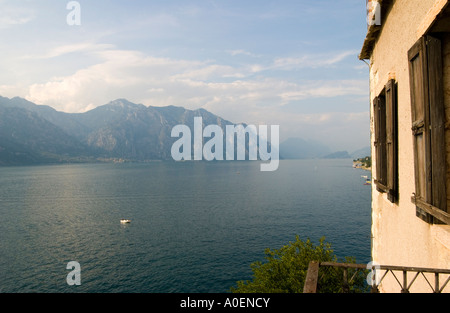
{"left": 0, "top": 0, "right": 370, "bottom": 152}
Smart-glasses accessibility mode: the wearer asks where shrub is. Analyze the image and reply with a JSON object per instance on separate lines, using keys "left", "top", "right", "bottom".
{"left": 230, "top": 236, "right": 368, "bottom": 293}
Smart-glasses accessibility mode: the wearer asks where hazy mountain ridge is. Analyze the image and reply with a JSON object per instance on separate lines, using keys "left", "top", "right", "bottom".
{"left": 0, "top": 102, "right": 95, "bottom": 165}
{"left": 279, "top": 137, "right": 331, "bottom": 159}
{"left": 279, "top": 136, "right": 370, "bottom": 160}
{"left": 0, "top": 96, "right": 239, "bottom": 165}
{"left": 0, "top": 96, "right": 368, "bottom": 165}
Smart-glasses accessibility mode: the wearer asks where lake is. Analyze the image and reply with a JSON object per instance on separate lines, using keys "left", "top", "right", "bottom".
{"left": 0, "top": 159, "right": 371, "bottom": 293}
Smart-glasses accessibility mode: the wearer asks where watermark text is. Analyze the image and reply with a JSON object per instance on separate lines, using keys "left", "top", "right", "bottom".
{"left": 66, "top": 261, "right": 81, "bottom": 286}
{"left": 171, "top": 117, "right": 279, "bottom": 172}
{"left": 67, "top": 1, "right": 81, "bottom": 26}
{"left": 367, "top": 0, "right": 381, "bottom": 26}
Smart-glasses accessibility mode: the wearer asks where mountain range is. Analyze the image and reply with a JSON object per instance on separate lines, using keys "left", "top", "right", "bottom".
{"left": 0, "top": 96, "right": 369, "bottom": 165}
{"left": 0, "top": 96, "right": 239, "bottom": 165}
{"left": 279, "top": 137, "right": 370, "bottom": 160}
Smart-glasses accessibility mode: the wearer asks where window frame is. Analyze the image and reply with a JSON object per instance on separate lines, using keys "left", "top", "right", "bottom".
{"left": 373, "top": 79, "right": 398, "bottom": 203}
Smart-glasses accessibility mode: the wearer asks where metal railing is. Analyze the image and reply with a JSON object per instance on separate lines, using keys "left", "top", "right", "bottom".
{"left": 303, "top": 261, "right": 450, "bottom": 293}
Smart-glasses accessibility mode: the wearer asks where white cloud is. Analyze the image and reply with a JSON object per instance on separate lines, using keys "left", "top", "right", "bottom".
{"left": 170, "top": 64, "right": 246, "bottom": 81}
{"left": 0, "top": 84, "right": 26, "bottom": 98}
{"left": 32, "top": 43, "right": 116, "bottom": 59}
{"left": 0, "top": 15, "right": 33, "bottom": 28}
{"left": 0, "top": 2, "right": 35, "bottom": 29}
{"left": 279, "top": 80, "right": 367, "bottom": 104}
{"left": 24, "top": 46, "right": 367, "bottom": 117}
{"left": 226, "top": 49, "right": 260, "bottom": 58}
{"left": 272, "top": 50, "right": 359, "bottom": 70}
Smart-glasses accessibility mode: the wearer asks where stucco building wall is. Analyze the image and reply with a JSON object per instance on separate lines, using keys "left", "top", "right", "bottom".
{"left": 367, "top": 0, "right": 450, "bottom": 292}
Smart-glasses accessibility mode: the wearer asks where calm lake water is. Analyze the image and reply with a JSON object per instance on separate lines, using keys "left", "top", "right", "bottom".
{"left": 0, "top": 159, "right": 371, "bottom": 293}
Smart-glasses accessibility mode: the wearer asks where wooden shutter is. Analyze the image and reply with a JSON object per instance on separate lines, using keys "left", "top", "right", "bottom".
{"left": 427, "top": 36, "right": 446, "bottom": 216}
{"left": 379, "top": 96, "right": 387, "bottom": 188}
{"left": 408, "top": 35, "right": 447, "bottom": 223}
{"left": 374, "top": 96, "right": 385, "bottom": 191}
{"left": 373, "top": 80, "right": 398, "bottom": 202}
{"left": 374, "top": 95, "right": 387, "bottom": 191}
{"left": 385, "top": 80, "right": 398, "bottom": 203}
{"left": 409, "top": 37, "right": 433, "bottom": 222}
{"left": 373, "top": 96, "right": 380, "bottom": 186}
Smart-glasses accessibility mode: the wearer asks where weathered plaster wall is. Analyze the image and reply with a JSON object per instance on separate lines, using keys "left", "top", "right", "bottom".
{"left": 368, "top": 0, "right": 450, "bottom": 293}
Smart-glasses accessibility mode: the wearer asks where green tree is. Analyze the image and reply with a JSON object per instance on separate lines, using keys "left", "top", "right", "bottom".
{"left": 365, "top": 157, "right": 372, "bottom": 168}
{"left": 230, "top": 236, "right": 368, "bottom": 293}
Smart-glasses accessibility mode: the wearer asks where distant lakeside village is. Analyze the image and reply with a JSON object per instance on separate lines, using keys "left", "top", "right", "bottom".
{"left": 353, "top": 156, "right": 371, "bottom": 171}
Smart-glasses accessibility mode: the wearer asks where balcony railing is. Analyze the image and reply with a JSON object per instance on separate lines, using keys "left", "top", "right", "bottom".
{"left": 303, "top": 261, "right": 450, "bottom": 293}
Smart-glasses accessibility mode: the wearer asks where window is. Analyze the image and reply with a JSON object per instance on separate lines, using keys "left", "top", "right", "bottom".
{"left": 373, "top": 79, "right": 398, "bottom": 203}
{"left": 408, "top": 35, "right": 449, "bottom": 225}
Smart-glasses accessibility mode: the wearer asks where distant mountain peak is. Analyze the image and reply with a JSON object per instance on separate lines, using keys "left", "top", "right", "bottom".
{"left": 107, "top": 98, "right": 146, "bottom": 109}
{"left": 0, "top": 96, "right": 246, "bottom": 165}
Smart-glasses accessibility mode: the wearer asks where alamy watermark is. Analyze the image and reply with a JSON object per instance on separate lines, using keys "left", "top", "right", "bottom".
{"left": 366, "top": 261, "right": 381, "bottom": 287}
{"left": 66, "top": 261, "right": 81, "bottom": 286}
{"left": 67, "top": 1, "right": 81, "bottom": 26}
{"left": 171, "top": 117, "right": 279, "bottom": 172}
{"left": 367, "top": 0, "right": 381, "bottom": 26}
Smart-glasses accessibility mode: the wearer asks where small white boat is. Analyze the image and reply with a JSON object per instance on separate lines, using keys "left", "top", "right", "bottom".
{"left": 120, "top": 219, "right": 131, "bottom": 224}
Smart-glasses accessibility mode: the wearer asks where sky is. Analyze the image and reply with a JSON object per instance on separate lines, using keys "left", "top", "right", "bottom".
{"left": 0, "top": 0, "right": 371, "bottom": 152}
